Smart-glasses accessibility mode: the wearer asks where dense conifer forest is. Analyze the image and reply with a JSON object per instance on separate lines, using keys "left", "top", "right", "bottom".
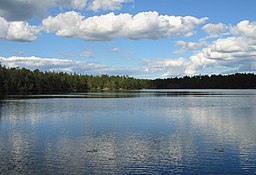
{"left": 0, "top": 63, "right": 150, "bottom": 94}
{"left": 152, "top": 74, "right": 256, "bottom": 89}
{"left": 0, "top": 63, "right": 256, "bottom": 94}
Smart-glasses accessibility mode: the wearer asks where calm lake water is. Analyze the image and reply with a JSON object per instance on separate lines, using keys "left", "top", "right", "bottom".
{"left": 0, "top": 90, "right": 256, "bottom": 175}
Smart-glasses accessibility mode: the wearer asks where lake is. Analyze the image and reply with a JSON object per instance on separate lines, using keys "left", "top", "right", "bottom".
{"left": 0, "top": 90, "right": 256, "bottom": 174}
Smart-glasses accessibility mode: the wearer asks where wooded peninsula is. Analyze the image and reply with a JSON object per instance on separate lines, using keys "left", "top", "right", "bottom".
{"left": 0, "top": 63, "right": 256, "bottom": 94}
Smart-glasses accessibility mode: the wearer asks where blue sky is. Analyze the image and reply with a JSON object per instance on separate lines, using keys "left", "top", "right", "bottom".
{"left": 0, "top": 0, "right": 256, "bottom": 78}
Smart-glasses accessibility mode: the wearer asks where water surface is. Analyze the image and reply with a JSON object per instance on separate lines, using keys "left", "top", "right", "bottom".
{"left": 0, "top": 90, "right": 256, "bottom": 174}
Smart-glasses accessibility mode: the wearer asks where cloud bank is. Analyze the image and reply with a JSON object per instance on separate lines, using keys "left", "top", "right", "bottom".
{"left": 42, "top": 11, "right": 208, "bottom": 41}
{"left": 0, "top": 0, "right": 255, "bottom": 78}
{"left": 175, "top": 40, "right": 208, "bottom": 53}
{"left": 202, "top": 23, "right": 228, "bottom": 36}
{"left": 0, "top": 0, "right": 88, "bottom": 21}
{"left": 0, "top": 56, "right": 143, "bottom": 76}
{"left": 185, "top": 20, "right": 256, "bottom": 75}
{"left": 0, "top": 10, "right": 207, "bottom": 42}
{"left": 0, "top": 17, "right": 40, "bottom": 41}
{"left": 0, "top": 0, "right": 133, "bottom": 21}
{"left": 88, "top": 0, "right": 133, "bottom": 11}
{"left": 145, "top": 20, "right": 256, "bottom": 77}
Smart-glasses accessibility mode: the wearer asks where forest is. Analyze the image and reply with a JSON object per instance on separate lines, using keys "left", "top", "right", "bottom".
{"left": 0, "top": 63, "right": 150, "bottom": 94}
{"left": 152, "top": 74, "right": 256, "bottom": 89}
{"left": 0, "top": 63, "right": 256, "bottom": 94}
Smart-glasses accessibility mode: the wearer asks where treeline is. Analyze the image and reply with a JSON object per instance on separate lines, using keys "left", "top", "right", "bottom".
{"left": 152, "top": 74, "right": 256, "bottom": 89}
{"left": 0, "top": 64, "right": 150, "bottom": 94}
{"left": 1, "top": 63, "right": 256, "bottom": 94}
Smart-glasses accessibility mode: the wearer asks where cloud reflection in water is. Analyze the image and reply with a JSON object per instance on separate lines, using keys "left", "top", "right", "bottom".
{"left": 0, "top": 90, "right": 256, "bottom": 174}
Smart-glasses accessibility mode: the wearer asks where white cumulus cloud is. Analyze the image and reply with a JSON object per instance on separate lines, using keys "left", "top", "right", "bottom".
{"left": 42, "top": 11, "right": 208, "bottom": 41}
{"left": 0, "top": 0, "right": 88, "bottom": 21}
{"left": 140, "top": 20, "right": 256, "bottom": 77}
{"left": 185, "top": 36, "right": 256, "bottom": 75}
{"left": 202, "top": 23, "right": 228, "bottom": 36}
{"left": 0, "top": 56, "right": 143, "bottom": 76}
{"left": 0, "top": 56, "right": 104, "bottom": 74}
{"left": 0, "top": 0, "right": 132, "bottom": 21}
{"left": 231, "top": 20, "right": 256, "bottom": 38}
{"left": 88, "top": 0, "right": 133, "bottom": 11}
{"left": 0, "top": 17, "right": 8, "bottom": 38}
{"left": 0, "top": 17, "right": 40, "bottom": 41}
{"left": 143, "top": 58, "right": 189, "bottom": 77}
{"left": 175, "top": 40, "right": 208, "bottom": 53}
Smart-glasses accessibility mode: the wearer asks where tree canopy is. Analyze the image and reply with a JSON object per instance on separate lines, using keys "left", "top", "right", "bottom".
{"left": 152, "top": 74, "right": 256, "bottom": 89}
{"left": 0, "top": 63, "right": 255, "bottom": 95}
{"left": 0, "top": 63, "right": 150, "bottom": 94}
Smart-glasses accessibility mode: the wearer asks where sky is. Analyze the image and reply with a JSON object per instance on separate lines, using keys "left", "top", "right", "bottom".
{"left": 0, "top": 0, "right": 256, "bottom": 79}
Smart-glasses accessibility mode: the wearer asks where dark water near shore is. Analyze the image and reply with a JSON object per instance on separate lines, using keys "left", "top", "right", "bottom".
{"left": 0, "top": 90, "right": 256, "bottom": 174}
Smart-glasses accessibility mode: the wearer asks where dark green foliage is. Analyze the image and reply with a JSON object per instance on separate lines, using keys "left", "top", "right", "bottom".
{"left": 0, "top": 62, "right": 255, "bottom": 95}
{"left": 152, "top": 74, "right": 256, "bottom": 89}
{"left": 0, "top": 63, "right": 150, "bottom": 94}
